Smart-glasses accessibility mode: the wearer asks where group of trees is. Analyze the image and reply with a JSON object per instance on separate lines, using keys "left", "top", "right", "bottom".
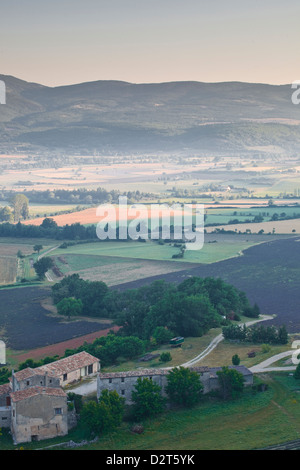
{"left": 64, "top": 334, "right": 145, "bottom": 367}
{"left": 51, "top": 275, "right": 258, "bottom": 341}
{"left": 0, "top": 187, "right": 152, "bottom": 206}
{"left": 0, "top": 218, "right": 98, "bottom": 241}
{"left": 80, "top": 365, "right": 246, "bottom": 437}
{"left": 0, "top": 194, "right": 29, "bottom": 223}
{"left": 222, "top": 323, "right": 288, "bottom": 345}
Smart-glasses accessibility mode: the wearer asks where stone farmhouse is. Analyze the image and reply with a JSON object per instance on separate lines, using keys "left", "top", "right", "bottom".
{"left": 37, "top": 350, "right": 100, "bottom": 386}
{"left": 0, "top": 351, "right": 100, "bottom": 444}
{"left": 97, "top": 365, "right": 253, "bottom": 404}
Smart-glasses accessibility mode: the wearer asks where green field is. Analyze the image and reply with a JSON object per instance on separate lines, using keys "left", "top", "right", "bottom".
{"left": 206, "top": 205, "right": 300, "bottom": 226}
{"left": 50, "top": 238, "right": 260, "bottom": 265}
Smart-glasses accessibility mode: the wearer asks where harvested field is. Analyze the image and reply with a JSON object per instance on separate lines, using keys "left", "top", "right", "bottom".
{"left": 22, "top": 207, "right": 100, "bottom": 226}
{"left": 13, "top": 325, "right": 120, "bottom": 363}
{"left": 0, "top": 286, "right": 115, "bottom": 350}
{"left": 22, "top": 205, "right": 185, "bottom": 227}
{"left": 53, "top": 253, "right": 195, "bottom": 286}
{"left": 0, "top": 257, "right": 17, "bottom": 285}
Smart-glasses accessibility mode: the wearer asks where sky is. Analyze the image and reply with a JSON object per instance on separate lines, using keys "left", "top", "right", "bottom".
{"left": 0, "top": 0, "right": 299, "bottom": 87}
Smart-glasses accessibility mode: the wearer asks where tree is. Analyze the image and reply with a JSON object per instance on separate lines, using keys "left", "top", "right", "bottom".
{"left": 79, "top": 401, "right": 103, "bottom": 436}
{"left": 67, "top": 392, "right": 83, "bottom": 413}
{"left": 166, "top": 367, "right": 203, "bottom": 407}
{"left": 0, "top": 367, "right": 10, "bottom": 385}
{"left": 33, "top": 257, "right": 54, "bottom": 280}
{"left": 79, "top": 390, "right": 124, "bottom": 437}
{"left": 217, "top": 366, "right": 245, "bottom": 400}
{"left": 98, "top": 389, "right": 125, "bottom": 431}
{"left": 152, "top": 326, "right": 174, "bottom": 345}
{"left": 40, "top": 217, "right": 58, "bottom": 229}
{"left": 9, "top": 193, "right": 29, "bottom": 222}
{"left": 57, "top": 297, "right": 83, "bottom": 319}
{"left": 232, "top": 354, "right": 240, "bottom": 366}
{"left": 159, "top": 352, "right": 172, "bottom": 362}
{"left": 294, "top": 363, "right": 300, "bottom": 380}
{"left": 131, "top": 377, "right": 166, "bottom": 420}
{"left": 33, "top": 244, "right": 43, "bottom": 255}
{"left": 277, "top": 325, "right": 288, "bottom": 345}
{"left": 0, "top": 206, "right": 13, "bottom": 222}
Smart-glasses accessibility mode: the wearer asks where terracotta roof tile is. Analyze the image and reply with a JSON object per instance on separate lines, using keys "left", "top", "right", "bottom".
{"left": 10, "top": 386, "right": 66, "bottom": 403}
{"left": 37, "top": 351, "right": 99, "bottom": 377}
{"left": 0, "top": 383, "right": 11, "bottom": 395}
{"left": 99, "top": 368, "right": 170, "bottom": 379}
{"left": 13, "top": 367, "right": 56, "bottom": 381}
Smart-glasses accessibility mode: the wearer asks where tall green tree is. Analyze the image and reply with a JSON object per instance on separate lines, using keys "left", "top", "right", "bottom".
{"left": 80, "top": 390, "right": 124, "bottom": 437}
{"left": 131, "top": 377, "right": 166, "bottom": 420}
{"left": 0, "top": 206, "right": 13, "bottom": 222}
{"left": 166, "top": 367, "right": 203, "bottom": 407}
{"left": 33, "top": 244, "right": 43, "bottom": 255}
{"left": 56, "top": 297, "right": 83, "bottom": 319}
{"left": 33, "top": 256, "right": 53, "bottom": 280}
{"left": 294, "top": 363, "right": 300, "bottom": 380}
{"left": 10, "top": 193, "right": 29, "bottom": 222}
{"left": 217, "top": 366, "right": 245, "bottom": 400}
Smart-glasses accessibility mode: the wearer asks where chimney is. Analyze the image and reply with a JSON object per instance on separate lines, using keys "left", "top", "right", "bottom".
{"left": 12, "top": 369, "right": 15, "bottom": 392}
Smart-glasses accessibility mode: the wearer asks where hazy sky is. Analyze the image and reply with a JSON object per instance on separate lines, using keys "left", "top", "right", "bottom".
{"left": 1, "top": 0, "right": 299, "bottom": 86}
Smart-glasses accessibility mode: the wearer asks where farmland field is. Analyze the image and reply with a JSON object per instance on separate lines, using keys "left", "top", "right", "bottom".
{"left": 206, "top": 218, "right": 300, "bottom": 234}
{"left": 52, "top": 253, "right": 191, "bottom": 286}
{"left": 50, "top": 234, "right": 270, "bottom": 266}
{"left": 0, "top": 286, "right": 115, "bottom": 351}
{"left": 0, "top": 257, "right": 17, "bottom": 285}
{"left": 113, "top": 236, "right": 300, "bottom": 333}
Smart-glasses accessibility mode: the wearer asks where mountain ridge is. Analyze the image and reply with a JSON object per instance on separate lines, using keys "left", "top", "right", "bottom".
{"left": 0, "top": 75, "right": 299, "bottom": 156}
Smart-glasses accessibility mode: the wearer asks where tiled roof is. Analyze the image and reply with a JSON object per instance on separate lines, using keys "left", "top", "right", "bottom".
{"left": 207, "top": 365, "right": 253, "bottom": 378}
{"left": 37, "top": 351, "right": 99, "bottom": 377}
{"left": 13, "top": 367, "right": 56, "bottom": 381}
{"left": 0, "top": 383, "right": 11, "bottom": 395}
{"left": 99, "top": 368, "right": 170, "bottom": 379}
{"left": 99, "top": 365, "right": 251, "bottom": 380}
{"left": 10, "top": 386, "right": 66, "bottom": 403}
{"left": 189, "top": 367, "right": 210, "bottom": 373}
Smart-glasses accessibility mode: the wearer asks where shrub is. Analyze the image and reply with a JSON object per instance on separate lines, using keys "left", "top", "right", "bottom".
{"left": 159, "top": 352, "right": 172, "bottom": 362}
{"left": 232, "top": 354, "right": 240, "bottom": 365}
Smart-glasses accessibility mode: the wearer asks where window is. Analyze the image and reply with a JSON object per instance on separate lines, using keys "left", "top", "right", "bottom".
{"left": 109, "top": 378, "right": 112, "bottom": 384}
{"left": 63, "top": 373, "right": 68, "bottom": 381}
{"left": 121, "top": 377, "right": 125, "bottom": 383}
{"left": 55, "top": 408, "right": 62, "bottom": 415}
{"left": 26, "top": 380, "right": 30, "bottom": 386}
{"left": 121, "top": 390, "right": 125, "bottom": 395}
{"left": 88, "top": 364, "right": 93, "bottom": 374}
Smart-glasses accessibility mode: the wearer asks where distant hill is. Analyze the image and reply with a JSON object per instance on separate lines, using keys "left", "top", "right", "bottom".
{"left": 0, "top": 75, "right": 299, "bottom": 156}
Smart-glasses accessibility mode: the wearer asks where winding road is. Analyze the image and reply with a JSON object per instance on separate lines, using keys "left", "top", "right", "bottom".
{"left": 70, "top": 314, "right": 290, "bottom": 396}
